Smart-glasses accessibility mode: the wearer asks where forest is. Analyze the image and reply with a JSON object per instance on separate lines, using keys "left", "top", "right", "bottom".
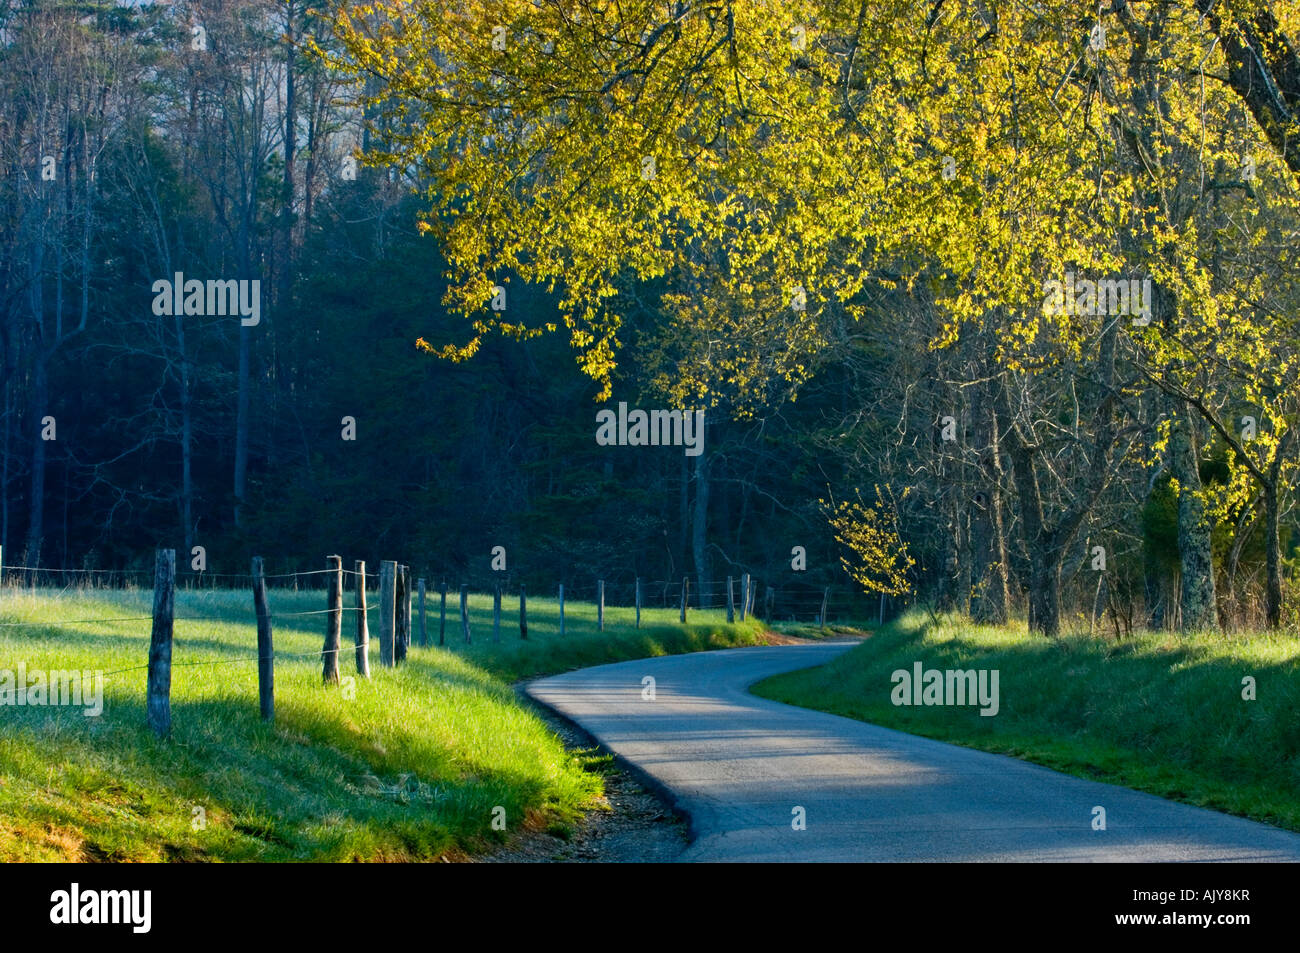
{"left": 3, "top": 0, "right": 1299, "bottom": 637}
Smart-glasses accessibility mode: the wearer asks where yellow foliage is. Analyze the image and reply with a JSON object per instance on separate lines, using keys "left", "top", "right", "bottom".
{"left": 823, "top": 498, "right": 914, "bottom": 597}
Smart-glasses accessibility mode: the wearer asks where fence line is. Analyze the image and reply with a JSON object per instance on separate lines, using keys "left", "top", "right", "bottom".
{"left": 0, "top": 561, "right": 858, "bottom": 616}
{"left": 2, "top": 551, "right": 865, "bottom": 735}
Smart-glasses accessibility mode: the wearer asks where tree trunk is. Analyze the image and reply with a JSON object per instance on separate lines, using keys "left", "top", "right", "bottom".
{"left": 234, "top": 324, "right": 250, "bottom": 527}
{"left": 1169, "top": 404, "right": 1217, "bottom": 631}
{"left": 1197, "top": 1, "right": 1300, "bottom": 177}
{"left": 969, "top": 374, "right": 1008, "bottom": 623}
{"left": 1224, "top": 491, "right": 1261, "bottom": 629}
{"left": 982, "top": 386, "right": 1011, "bottom": 624}
{"left": 677, "top": 453, "right": 689, "bottom": 577}
{"left": 957, "top": 495, "right": 973, "bottom": 616}
{"left": 1004, "top": 414, "right": 1062, "bottom": 636}
{"left": 1028, "top": 551, "right": 1063, "bottom": 638}
{"left": 174, "top": 303, "right": 194, "bottom": 554}
{"left": 937, "top": 505, "right": 959, "bottom": 612}
{"left": 280, "top": 0, "right": 297, "bottom": 314}
{"left": 1143, "top": 563, "right": 1166, "bottom": 631}
{"left": 233, "top": 197, "right": 255, "bottom": 528}
{"left": 24, "top": 351, "right": 48, "bottom": 567}
{"left": 691, "top": 431, "right": 710, "bottom": 601}
{"left": 1263, "top": 479, "right": 1282, "bottom": 630}
{"left": 2, "top": 381, "right": 10, "bottom": 555}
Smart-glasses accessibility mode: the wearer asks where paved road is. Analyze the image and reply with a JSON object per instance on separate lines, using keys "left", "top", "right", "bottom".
{"left": 526, "top": 643, "right": 1300, "bottom": 862}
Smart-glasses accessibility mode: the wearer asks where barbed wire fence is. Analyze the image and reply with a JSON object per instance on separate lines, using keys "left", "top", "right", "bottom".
{"left": 0, "top": 545, "right": 868, "bottom": 737}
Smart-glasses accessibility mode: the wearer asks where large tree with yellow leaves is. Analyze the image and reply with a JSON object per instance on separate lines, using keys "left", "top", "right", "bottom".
{"left": 319, "top": 1, "right": 1300, "bottom": 634}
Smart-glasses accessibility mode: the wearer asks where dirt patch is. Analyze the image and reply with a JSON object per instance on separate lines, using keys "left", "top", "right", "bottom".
{"left": 481, "top": 695, "right": 689, "bottom": 863}
{"left": 756, "top": 629, "right": 815, "bottom": 645}
{"left": 758, "top": 628, "right": 869, "bottom": 645}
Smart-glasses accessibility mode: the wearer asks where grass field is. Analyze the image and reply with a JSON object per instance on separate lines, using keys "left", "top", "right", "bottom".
{"left": 0, "top": 585, "right": 768, "bottom": 861}
{"left": 752, "top": 610, "right": 1300, "bottom": 832}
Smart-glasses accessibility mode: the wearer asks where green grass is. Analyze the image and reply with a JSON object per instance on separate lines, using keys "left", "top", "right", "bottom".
{"left": 0, "top": 586, "right": 767, "bottom": 861}
{"left": 752, "top": 610, "right": 1300, "bottom": 831}
{"left": 458, "top": 594, "right": 779, "bottom": 680}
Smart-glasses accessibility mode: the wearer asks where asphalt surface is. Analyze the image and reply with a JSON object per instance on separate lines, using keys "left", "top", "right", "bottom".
{"left": 525, "top": 642, "right": 1300, "bottom": 862}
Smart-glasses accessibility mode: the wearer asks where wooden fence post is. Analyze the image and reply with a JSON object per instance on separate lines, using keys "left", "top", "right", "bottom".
{"left": 418, "top": 578, "right": 427, "bottom": 647}
{"left": 378, "top": 561, "right": 396, "bottom": 667}
{"left": 740, "top": 573, "right": 750, "bottom": 621}
{"left": 402, "top": 566, "right": 412, "bottom": 652}
{"left": 252, "top": 556, "right": 275, "bottom": 721}
{"left": 323, "top": 555, "right": 342, "bottom": 684}
{"left": 403, "top": 566, "right": 411, "bottom": 656}
{"left": 460, "top": 585, "right": 471, "bottom": 644}
{"left": 519, "top": 584, "right": 528, "bottom": 639}
{"left": 439, "top": 580, "right": 447, "bottom": 646}
{"left": 402, "top": 566, "right": 411, "bottom": 656}
{"left": 748, "top": 577, "right": 757, "bottom": 617}
{"left": 493, "top": 583, "right": 502, "bottom": 643}
{"left": 395, "top": 565, "right": 409, "bottom": 664}
{"left": 680, "top": 576, "right": 688, "bottom": 623}
{"left": 558, "top": 584, "right": 565, "bottom": 636}
{"left": 726, "top": 576, "right": 735, "bottom": 623}
{"left": 635, "top": 577, "right": 642, "bottom": 629}
{"left": 597, "top": 579, "right": 604, "bottom": 631}
{"left": 354, "top": 560, "right": 370, "bottom": 677}
{"left": 820, "top": 587, "right": 829, "bottom": 626}
{"left": 146, "top": 548, "right": 175, "bottom": 737}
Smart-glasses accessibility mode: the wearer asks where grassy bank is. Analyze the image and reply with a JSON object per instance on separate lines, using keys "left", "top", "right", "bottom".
{"left": 0, "top": 586, "right": 766, "bottom": 861}
{"left": 455, "top": 593, "right": 772, "bottom": 680}
{"left": 752, "top": 611, "right": 1300, "bottom": 831}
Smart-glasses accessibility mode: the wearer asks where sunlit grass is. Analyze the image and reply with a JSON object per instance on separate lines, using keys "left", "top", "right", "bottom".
{"left": 0, "top": 585, "right": 764, "bottom": 861}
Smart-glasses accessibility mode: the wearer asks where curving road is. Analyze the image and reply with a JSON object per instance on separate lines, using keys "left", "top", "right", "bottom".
{"left": 525, "top": 643, "right": 1300, "bottom": 862}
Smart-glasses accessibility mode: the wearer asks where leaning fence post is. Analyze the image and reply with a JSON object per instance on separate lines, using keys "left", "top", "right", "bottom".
{"left": 739, "top": 573, "right": 750, "bottom": 621}
{"left": 519, "top": 584, "right": 528, "bottom": 639}
{"left": 820, "top": 587, "right": 829, "bottom": 627}
{"left": 680, "top": 577, "right": 688, "bottom": 623}
{"left": 252, "top": 556, "right": 275, "bottom": 722}
{"left": 493, "top": 583, "right": 502, "bottom": 643}
{"left": 597, "top": 579, "right": 605, "bottom": 631}
{"left": 558, "top": 584, "right": 565, "bottom": 636}
{"left": 323, "top": 555, "right": 343, "bottom": 684}
{"left": 354, "top": 560, "right": 370, "bottom": 677}
{"left": 378, "top": 561, "right": 396, "bottom": 667}
{"left": 635, "top": 577, "right": 642, "bottom": 629}
{"left": 418, "top": 578, "right": 427, "bottom": 647}
{"left": 460, "top": 585, "right": 471, "bottom": 644}
{"left": 726, "top": 576, "right": 735, "bottom": 623}
{"left": 146, "top": 548, "right": 175, "bottom": 737}
{"left": 748, "top": 577, "right": 757, "bottom": 617}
